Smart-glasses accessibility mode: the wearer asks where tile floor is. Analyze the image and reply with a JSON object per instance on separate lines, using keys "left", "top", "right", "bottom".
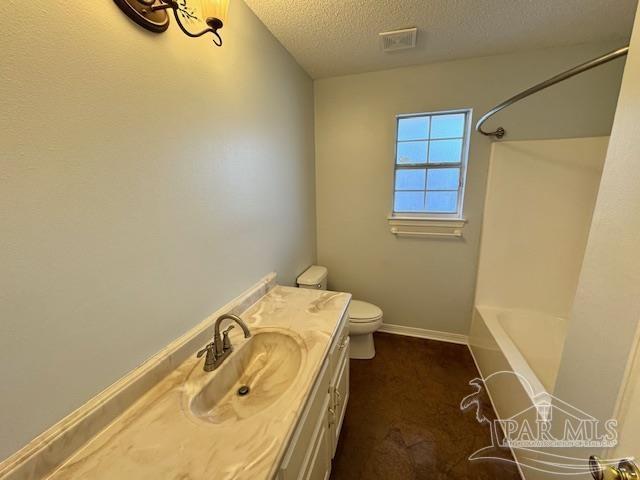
{"left": 330, "top": 332, "right": 521, "bottom": 480}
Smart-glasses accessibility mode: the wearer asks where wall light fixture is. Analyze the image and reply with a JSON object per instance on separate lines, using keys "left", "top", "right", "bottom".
{"left": 113, "top": 0, "right": 230, "bottom": 46}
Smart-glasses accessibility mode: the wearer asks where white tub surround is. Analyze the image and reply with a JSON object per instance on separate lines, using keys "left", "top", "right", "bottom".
{"left": 0, "top": 276, "right": 351, "bottom": 480}
{"left": 469, "top": 137, "right": 608, "bottom": 480}
{"left": 471, "top": 136, "right": 608, "bottom": 411}
{"left": 475, "top": 137, "right": 608, "bottom": 316}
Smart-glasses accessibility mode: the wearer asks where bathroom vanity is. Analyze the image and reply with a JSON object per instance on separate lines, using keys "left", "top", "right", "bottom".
{"left": 0, "top": 276, "right": 351, "bottom": 480}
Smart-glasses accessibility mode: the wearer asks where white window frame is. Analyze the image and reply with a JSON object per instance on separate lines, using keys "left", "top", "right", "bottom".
{"left": 388, "top": 108, "right": 472, "bottom": 237}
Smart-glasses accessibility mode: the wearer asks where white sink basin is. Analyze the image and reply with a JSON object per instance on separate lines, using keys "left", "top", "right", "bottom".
{"left": 188, "top": 330, "right": 304, "bottom": 424}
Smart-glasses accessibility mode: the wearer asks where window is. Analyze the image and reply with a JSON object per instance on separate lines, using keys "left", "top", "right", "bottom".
{"left": 393, "top": 109, "right": 471, "bottom": 218}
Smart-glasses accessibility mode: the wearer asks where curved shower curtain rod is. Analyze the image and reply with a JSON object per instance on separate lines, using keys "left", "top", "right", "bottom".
{"left": 476, "top": 46, "right": 630, "bottom": 139}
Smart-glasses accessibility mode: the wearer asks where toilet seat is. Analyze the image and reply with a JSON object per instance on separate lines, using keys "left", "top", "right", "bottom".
{"left": 349, "top": 300, "right": 383, "bottom": 323}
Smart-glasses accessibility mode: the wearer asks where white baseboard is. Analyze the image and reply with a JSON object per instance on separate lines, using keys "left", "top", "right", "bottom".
{"left": 378, "top": 323, "right": 468, "bottom": 345}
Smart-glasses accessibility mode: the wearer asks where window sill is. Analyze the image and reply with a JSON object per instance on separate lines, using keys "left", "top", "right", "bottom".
{"left": 387, "top": 215, "right": 466, "bottom": 239}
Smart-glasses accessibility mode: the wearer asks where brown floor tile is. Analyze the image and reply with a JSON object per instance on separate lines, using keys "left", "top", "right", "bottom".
{"left": 330, "top": 333, "right": 521, "bottom": 480}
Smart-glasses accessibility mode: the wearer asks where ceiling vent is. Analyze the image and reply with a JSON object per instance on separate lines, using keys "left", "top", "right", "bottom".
{"left": 379, "top": 28, "right": 418, "bottom": 52}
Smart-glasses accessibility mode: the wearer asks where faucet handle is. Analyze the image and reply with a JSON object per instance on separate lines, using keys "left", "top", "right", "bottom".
{"left": 197, "top": 342, "right": 215, "bottom": 358}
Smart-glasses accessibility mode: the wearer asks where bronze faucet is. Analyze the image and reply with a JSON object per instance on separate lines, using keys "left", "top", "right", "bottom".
{"left": 197, "top": 314, "right": 251, "bottom": 372}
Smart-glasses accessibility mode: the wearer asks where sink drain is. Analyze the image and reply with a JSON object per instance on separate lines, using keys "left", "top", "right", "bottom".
{"left": 237, "top": 385, "right": 250, "bottom": 396}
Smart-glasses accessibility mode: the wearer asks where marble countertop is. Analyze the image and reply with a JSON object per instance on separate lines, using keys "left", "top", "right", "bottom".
{"left": 45, "top": 286, "right": 351, "bottom": 480}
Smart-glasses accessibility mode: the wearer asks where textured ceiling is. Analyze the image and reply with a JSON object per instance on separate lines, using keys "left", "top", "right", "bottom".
{"left": 243, "top": 0, "right": 638, "bottom": 79}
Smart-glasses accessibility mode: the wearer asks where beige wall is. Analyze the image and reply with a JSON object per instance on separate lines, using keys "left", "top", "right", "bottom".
{"left": 0, "top": 0, "right": 315, "bottom": 459}
{"left": 314, "top": 43, "right": 625, "bottom": 335}
{"left": 476, "top": 137, "right": 608, "bottom": 318}
{"left": 555, "top": 3, "right": 640, "bottom": 433}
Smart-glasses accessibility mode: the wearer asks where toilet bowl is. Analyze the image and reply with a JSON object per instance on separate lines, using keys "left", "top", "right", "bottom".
{"left": 348, "top": 300, "right": 383, "bottom": 360}
{"left": 296, "top": 265, "right": 383, "bottom": 360}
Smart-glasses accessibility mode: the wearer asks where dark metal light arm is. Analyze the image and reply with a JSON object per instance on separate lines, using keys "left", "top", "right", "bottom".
{"left": 152, "top": 0, "right": 223, "bottom": 46}
{"left": 113, "top": 0, "right": 224, "bottom": 46}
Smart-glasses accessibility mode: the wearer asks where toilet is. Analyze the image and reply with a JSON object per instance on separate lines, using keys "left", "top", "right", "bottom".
{"left": 297, "top": 265, "right": 383, "bottom": 360}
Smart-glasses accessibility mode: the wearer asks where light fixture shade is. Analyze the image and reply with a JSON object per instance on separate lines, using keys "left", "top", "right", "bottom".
{"left": 198, "top": 0, "right": 230, "bottom": 27}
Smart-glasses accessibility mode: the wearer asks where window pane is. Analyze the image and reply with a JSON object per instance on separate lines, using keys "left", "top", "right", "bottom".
{"left": 398, "top": 117, "right": 429, "bottom": 141}
{"left": 428, "top": 139, "right": 462, "bottom": 164}
{"left": 395, "top": 169, "right": 426, "bottom": 190}
{"left": 426, "top": 168, "right": 460, "bottom": 190}
{"left": 394, "top": 192, "right": 425, "bottom": 212}
{"left": 397, "top": 141, "right": 427, "bottom": 164}
{"left": 430, "top": 113, "right": 465, "bottom": 139}
{"left": 426, "top": 191, "right": 458, "bottom": 213}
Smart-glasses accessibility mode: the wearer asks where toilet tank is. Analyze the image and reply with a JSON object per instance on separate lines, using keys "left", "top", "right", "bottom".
{"left": 297, "top": 265, "right": 328, "bottom": 290}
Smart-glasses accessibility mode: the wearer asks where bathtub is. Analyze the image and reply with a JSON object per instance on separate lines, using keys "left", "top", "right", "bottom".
{"left": 469, "top": 306, "right": 569, "bottom": 421}
{"left": 469, "top": 307, "right": 577, "bottom": 480}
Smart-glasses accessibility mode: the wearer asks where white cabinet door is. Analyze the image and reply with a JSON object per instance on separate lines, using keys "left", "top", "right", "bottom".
{"left": 279, "top": 392, "right": 330, "bottom": 480}
{"left": 279, "top": 363, "right": 329, "bottom": 480}
{"left": 330, "top": 338, "right": 349, "bottom": 458}
{"left": 328, "top": 312, "right": 349, "bottom": 379}
{"left": 302, "top": 396, "right": 331, "bottom": 480}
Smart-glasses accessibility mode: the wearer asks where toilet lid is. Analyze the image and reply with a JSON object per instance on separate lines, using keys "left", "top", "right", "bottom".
{"left": 349, "top": 300, "right": 383, "bottom": 323}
